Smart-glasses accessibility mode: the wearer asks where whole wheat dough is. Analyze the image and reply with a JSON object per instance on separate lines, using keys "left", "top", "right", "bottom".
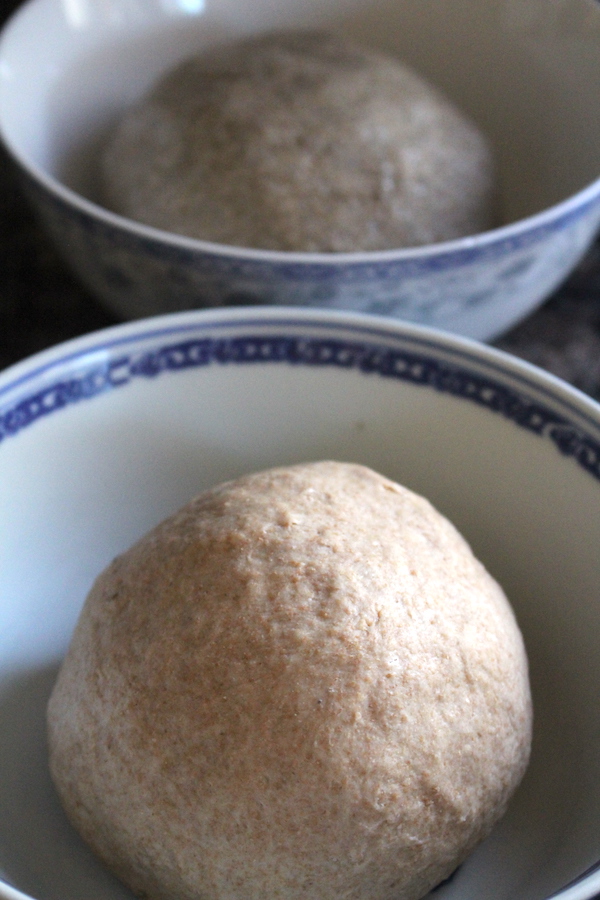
{"left": 47, "top": 461, "right": 531, "bottom": 900}
{"left": 101, "top": 31, "right": 496, "bottom": 251}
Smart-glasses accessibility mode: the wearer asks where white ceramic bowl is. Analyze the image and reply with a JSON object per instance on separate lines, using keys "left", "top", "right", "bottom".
{"left": 1, "top": 0, "right": 600, "bottom": 340}
{"left": 1, "top": 306, "right": 600, "bottom": 900}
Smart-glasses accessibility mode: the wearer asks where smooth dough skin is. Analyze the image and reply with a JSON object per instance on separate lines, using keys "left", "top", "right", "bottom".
{"left": 101, "top": 31, "right": 496, "bottom": 252}
{"left": 47, "top": 461, "right": 532, "bottom": 900}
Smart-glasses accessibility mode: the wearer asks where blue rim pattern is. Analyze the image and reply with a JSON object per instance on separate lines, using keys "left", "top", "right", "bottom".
{"left": 0, "top": 319, "right": 599, "bottom": 899}
{"left": 28, "top": 169, "right": 600, "bottom": 280}
{"left": 2, "top": 330, "right": 600, "bottom": 487}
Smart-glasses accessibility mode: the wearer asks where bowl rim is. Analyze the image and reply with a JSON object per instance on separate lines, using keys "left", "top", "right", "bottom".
{"left": 1, "top": 306, "right": 600, "bottom": 900}
{"left": 1, "top": 0, "right": 600, "bottom": 266}
{"left": 2, "top": 304, "right": 600, "bottom": 456}
{"left": 4, "top": 133, "right": 600, "bottom": 266}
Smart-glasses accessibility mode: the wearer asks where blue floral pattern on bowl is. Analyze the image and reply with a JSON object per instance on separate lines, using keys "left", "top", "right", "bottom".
{"left": 25, "top": 173, "right": 600, "bottom": 342}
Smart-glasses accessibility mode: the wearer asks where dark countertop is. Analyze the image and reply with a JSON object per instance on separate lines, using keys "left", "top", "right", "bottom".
{"left": 1, "top": 0, "right": 600, "bottom": 401}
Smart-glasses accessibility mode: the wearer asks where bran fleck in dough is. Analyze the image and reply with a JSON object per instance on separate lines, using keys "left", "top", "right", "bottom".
{"left": 101, "top": 31, "right": 497, "bottom": 252}
{"left": 47, "top": 461, "right": 532, "bottom": 900}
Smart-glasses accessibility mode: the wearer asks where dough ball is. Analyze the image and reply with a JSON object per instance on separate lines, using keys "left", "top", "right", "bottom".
{"left": 101, "top": 31, "right": 496, "bottom": 252}
{"left": 47, "top": 461, "right": 531, "bottom": 900}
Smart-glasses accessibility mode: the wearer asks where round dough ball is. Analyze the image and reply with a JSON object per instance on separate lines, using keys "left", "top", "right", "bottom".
{"left": 101, "top": 31, "right": 496, "bottom": 252}
{"left": 47, "top": 461, "right": 531, "bottom": 900}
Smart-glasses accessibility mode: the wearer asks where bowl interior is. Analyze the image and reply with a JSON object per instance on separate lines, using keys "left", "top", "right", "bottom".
{"left": 1, "top": 0, "right": 600, "bottom": 231}
{"left": 0, "top": 308, "right": 600, "bottom": 900}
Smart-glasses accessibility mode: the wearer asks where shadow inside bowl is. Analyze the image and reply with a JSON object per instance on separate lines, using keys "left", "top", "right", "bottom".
{"left": 0, "top": 664, "right": 134, "bottom": 900}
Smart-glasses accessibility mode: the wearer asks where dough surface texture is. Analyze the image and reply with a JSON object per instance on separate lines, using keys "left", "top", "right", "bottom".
{"left": 101, "top": 31, "right": 496, "bottom": 252}
{"left": 47, "top": 461, "right": 532, "bottom": 900}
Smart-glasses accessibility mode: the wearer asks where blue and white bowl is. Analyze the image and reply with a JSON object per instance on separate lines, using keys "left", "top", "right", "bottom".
{"left": 1, "top": 0, "right": 600, "bottom": 340}
{"left": 1, "top": 306, "right": 600, "bottom": 900}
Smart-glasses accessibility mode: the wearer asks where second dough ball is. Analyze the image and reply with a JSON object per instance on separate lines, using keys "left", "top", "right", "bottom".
{"left": 47, "top": 462, "right": 531, "bottom": 900}
{"left": 101, "top": 31, "right": 496, "bottom": 252}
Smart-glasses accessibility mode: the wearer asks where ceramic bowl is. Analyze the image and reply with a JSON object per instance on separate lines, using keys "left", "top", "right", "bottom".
{"left": 1, "top": 0, "right": 600, "bottom": 340}
{"left": 1, "top": 306, "right": 600, "bottom": 900}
